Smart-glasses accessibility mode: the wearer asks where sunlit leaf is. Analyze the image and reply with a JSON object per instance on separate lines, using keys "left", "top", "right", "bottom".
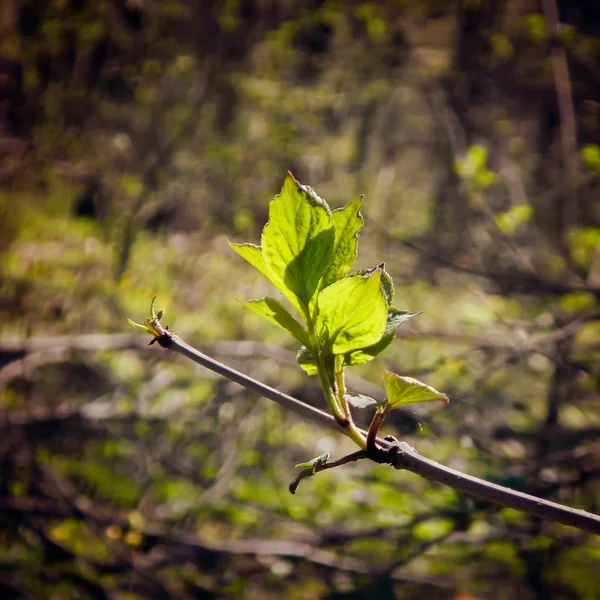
{"left": 244, "top": 297, "right": 310, "bottom": 346}
{"left": 127, "top": 318, "right": 151, "bottom": 334}
{"left": 494, "top": 204, "right": 533, "bottom": 235}
{"left": 262, "top": 172, "right": 334, "bottom": 312}
{"left": 289, "top": 453, "right": 329, "bottom": 494}
{"left": 582, "top": 144, "right": 600, "bottom": 172}
{"left": 323, "top": 197, "right": 363, "bottom": 287}
{"left": 316, "top": 269, "right": 388, "bottom": 355}
{"left": 350, "top": 264, "right": 393, "bottom": 304}
{"left": 344, "top": 308, "right": 421, "bottom": 366}
{"left": 227, "top": 240, "right": 305, "bottom": 315}
{"left": 297, "top": 346, "right": 318, "bottom": 375}
{"left": 227, "top": 241, "right": 272, "bottom": 280}
{"left": 382, "top": 371, "right": 448, "bottom": 410}
{"left": 294, "top": 452, "right": 329, "bottom": 470}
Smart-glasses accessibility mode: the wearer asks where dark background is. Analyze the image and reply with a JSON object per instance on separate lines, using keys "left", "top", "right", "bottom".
{"left": 1, "top": 0, "right": 600, "bottom": 598}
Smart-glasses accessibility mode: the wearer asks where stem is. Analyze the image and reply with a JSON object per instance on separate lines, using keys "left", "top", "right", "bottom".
{"left": 305, "top": 315, "right": 348, "bottom": 426}
{"left": 332, "top": 355, "right": 367, "bottom": 449}
{"left": 315, "top": 356, "right": 366, "bottom": 449}
{"left": 366, "top": 409, "right": 386, "bottom": 450}
{"left": 315, "top": 355, "right": 345, "bottom": 423}
{"left": 334, "top": 355, "right": 350, "bottom": 418}
{"left": 145, "top": 323, "right": 600, "bottom": 535}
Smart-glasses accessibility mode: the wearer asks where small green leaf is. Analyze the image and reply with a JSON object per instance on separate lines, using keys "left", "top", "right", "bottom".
{"left": 476, "top": 168, "right": 497, "bottom": 189}
{"left": 382, "top": 372, "right": 449, "bottom": 411}
{"left": 262, "top": 172, "right": 335, "bottom": 310}
{"left": 344, "top": 393, "right": 379, "bottom": 409}
{"left": 524, "top": 12, "right": 547, "bottom": 44}
{"left": 379, "top": 266, "right": 394, "bottom": 305}
{"left": 344, "top": 308, "right": 421, "bottom": 366}
{"left": 385, "top": 308, "right": 421, "bottom": 333}
{"left": 244, "top": 297, "right": 310, "bottom": 346}
{"left": 467, "top": 144, "right": 488, "bottom": 172}
{"left": 316, "top": 269, "right": 388, "bottom": 355}
{"left": 494, "top": 204, "right": 533, "bottom": 235}
{"left": 297, "top": 346, "right": 318, "bottom": 375}
{"left": 582, "top": 144, "right": 600, "bottom": 172}
{"left": 289, "top": 453, "right": 330, "bottom": 494}
{"left": 323, "top": 197, "right": 363, "bottom": 287}
{"left": 413, "top": 518, "right": 454, "bottom": 541}
{"left": 127, "top": 319, "right": 151, "bottom": 334}
{"left": 295, "top": 452, "right": 329, "bottom": 471}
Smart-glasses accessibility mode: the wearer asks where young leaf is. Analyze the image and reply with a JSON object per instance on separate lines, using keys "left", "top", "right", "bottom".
{"left": 382, "top": 372, "right": 449, "bottom": 411}
{"left": 244, "top": 297, "right": 310, "bottom": 347}
{"left": 344, "top": 393, "right": 379, "bottom": 409}
{"left": 323, "top": 197, "right": 363, "bottom": 287}
{"left": 351, "top": 264, "right": 394, "bottom": 305}
{"left": 289, "top": 453, "right": 330, "bottom": 494}
{"left": 379, "top": 266, "right": 394, "bottom": 305}
{"left": 294, "top": 452, "right": 330, "bottom": 471}
{"left": 344, "top": 309, "right": 421, "bottom": 366}
{"left": 227, "top": 241, "right": 304, "bottom": 315}
{"left": 262, "top": 172, "right": 334, "bottom": 310}
{"left": 227, "top": 241, "right": 268, "bottom": 275}
{"left": 316, "top": 269, "right": 388, "bottom": 355}
{"left": 127, "top": 319, "right": 152, "bottom": 334}
{"left": 297, "top": 346, "right": 318, "bottom": 376}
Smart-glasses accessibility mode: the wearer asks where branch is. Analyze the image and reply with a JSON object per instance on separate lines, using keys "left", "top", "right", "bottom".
{"left": 143, "top": 322, "right": 600, "bottom": 536}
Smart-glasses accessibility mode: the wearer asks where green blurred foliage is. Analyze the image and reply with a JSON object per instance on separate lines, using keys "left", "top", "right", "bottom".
{"left": 0, "top": 0, "right": 600, "bottom": 598}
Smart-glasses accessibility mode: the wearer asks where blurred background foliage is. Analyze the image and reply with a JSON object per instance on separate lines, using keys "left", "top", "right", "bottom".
{"left": 1, "top": 0, "right": 600, "bottom": 598}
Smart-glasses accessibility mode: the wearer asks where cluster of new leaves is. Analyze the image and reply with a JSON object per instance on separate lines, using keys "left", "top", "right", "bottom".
{"left": 228, "top": 172, "right": 448, "bottom": 417}
{"left": 130, "top": 172, "right": 448, "bottom": 494}
{"left": 229, "top": 173, "right": 413, "bottom": 370}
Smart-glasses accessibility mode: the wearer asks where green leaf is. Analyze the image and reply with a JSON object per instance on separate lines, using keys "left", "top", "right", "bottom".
{"left": 524, "top": 13, "right": 547, "bottom": 44}
{"left": 289, "top": 453, "right": 330, "bottom": 494}
{"left": 494, "top": 204, "right": 533, "bottom": 235}
{"left": 382, "top": 372, "right": 449, "bottom": 411}
{"left": 323, "top": 197, "right": 363, "bottom": 287}
{"left": 379, "top": 266, "right": 394, "bottom": 305}
{"left": 344, "top": 393, "right": 379, "bottom": 409}
{"left": 227, "top": 241, "right": 273, "bottom": 281}
{"left": 413, "top": 518, "right": 454, "bottom": 541}
{"left": 261, "top": 172, "right": 335, "bottom": 311}
{"left": 294, "top": 452, "right": 329, "bottom": 471}
{"left": 476, "top": 168, "right": 497, "bottom": 189}
{"left": 384, "top": 308, "right": 421, "bottom": 333}
{"left": 297, "top": 346, "right": 318, "bottom": 376}
{"left": 227, "top": 241, "right": 305, "bottom": 315}
{"left": 582, "top": 144, "right": 600, "bottom": 172}
{"left": 350, "top": 264, "right": 393, "bottom": 304}
{"left": 244, "top": 297, "right": 310, "bottom": 346}
{"left": 316, "top": 269, "right": 388, "bottom": 355}
{"left": 127, "top": 319, "right": 151, "bottom": 334}
{"left": 344, "top": 308, "right": 421, "bottom": 366}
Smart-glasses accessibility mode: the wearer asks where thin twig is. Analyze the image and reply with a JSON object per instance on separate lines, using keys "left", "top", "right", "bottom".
{"left": 145, "top": 321, "right": 600, "bottom": 536}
